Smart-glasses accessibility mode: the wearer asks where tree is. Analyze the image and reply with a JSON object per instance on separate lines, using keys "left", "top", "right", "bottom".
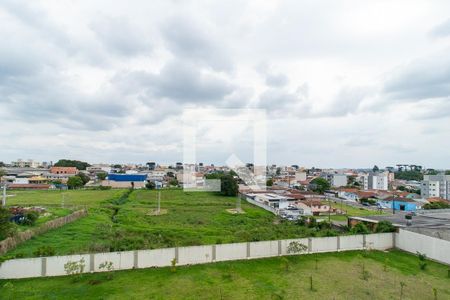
{"left": 373, "top": 165, "right": 379, "bottom": 172}
{"left": 219, "top": 174, "right": 238, "bottom": 196}
{"left": 445, "top": 170, "right": 450, "bottom": 175}
{"left": 395, "top": 170, "right": 423, "bottom": 181}
{"left": 0, "top": 168, "right": 6, "bottom": 178}
{"left": 77, "top": 172, "right": 90, "bottom": 185}
{"left": 54, "top": 159, "right": 90, "bottom": 170}
{"left": 146, "top": 181, "right": 156, "bottom": 190}
{"left": 347, "top": 175, "right": 356, "bottom": 186}
{"left": 266, "top": 179, "right": 273, "bottom": 186}
{"left": 375, "top": 220, "right": 396, "bottom": 233}
{"left": 168, "top": 178, "right": 178, "bottom": 186}
{"left": 205, "top": 172, "right": 238, "bottom": 196}
{"left": 97, "top": 172, "right": 107, "bottom": 180}
{"left": 67, "top": 176, "right": 84, "bottom": 189}
{"left": 0, "top": 207, "right": 15, "bottom": 240}
{"left": 310, "top": 178, "right": 330, "bottom": 194}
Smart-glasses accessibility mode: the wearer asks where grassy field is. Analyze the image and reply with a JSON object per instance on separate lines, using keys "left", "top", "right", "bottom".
{"left": 6, "top": 189, "right": 125, "bottom": 208}
{"left": 1, "top": 250, "right": 449, "bottom": 299}
{"left": 4, "top": 189, "right": 341, "bottom": 258}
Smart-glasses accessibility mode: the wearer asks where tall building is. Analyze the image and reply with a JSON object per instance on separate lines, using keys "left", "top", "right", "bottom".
{"left": 421, "top": 175, "right": 450, "bottom": 200}
{"left": 330, "top": 174, "right": 348, "bottom": 187}
{"left": 360, "top": 172, "right": 389, "bottom": 190}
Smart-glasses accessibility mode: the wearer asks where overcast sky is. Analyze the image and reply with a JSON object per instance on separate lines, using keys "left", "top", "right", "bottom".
{"left": 1, "top": 0, "right": 450, "bottom": 168}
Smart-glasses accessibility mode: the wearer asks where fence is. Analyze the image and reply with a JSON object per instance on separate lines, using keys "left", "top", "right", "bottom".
{"left": 0, "top": 209, "right": 88, "bottom": 255}
{"left": 0, "top": 233, "right": 394, "bottom": 279}
{"left": 395, "top": 229, "right": 450, "bottom": 265}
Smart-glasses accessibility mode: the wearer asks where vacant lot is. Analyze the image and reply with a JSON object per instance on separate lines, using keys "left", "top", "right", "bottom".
{"left": 1, "top": 250, "right": 449, "bottom": 299}
{"left": 6, "top": 189, "right": 125, "bottom": 208}
{"left": 4, "top": 189, "right": 341, "bottom": 258}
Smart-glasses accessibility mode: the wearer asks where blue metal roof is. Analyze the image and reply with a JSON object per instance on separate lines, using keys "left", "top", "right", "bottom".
{"left": 108, "top": 174, "right": 147, "bottom": 182}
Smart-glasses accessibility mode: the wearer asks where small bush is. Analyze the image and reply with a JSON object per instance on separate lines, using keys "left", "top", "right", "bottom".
{"left": 375, "top": 220, "right": 396, "bottom": 233}
{"left": 19, "top": 211, "right": 39, "bottom": 226}
{"left": 64, "top": 258, "right": 86, "bottom": 282}
{"left": 33, "top": 246, "right": 56, "bottom": 257}
{"left": 171, "top": 258, "right": 177, "bottom": 273}
{"left": 350, "top": 223, "right": 370, "bottom": 234}
{"left": 417, "top": 252, "right": 428, "bottom": 270}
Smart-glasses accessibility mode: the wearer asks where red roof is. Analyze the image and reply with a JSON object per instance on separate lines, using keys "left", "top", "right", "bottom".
{"left": 9, "top": 184, "right": 51, "bottom": 190}
{"left": 338, "top": 188, "right": 359, "bottom": 193}
{"left": 427, "top": 197, "right": 450, "bottom": 204}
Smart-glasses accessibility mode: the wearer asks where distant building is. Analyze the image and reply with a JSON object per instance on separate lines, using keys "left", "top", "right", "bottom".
{"left": 102, "top": 173, "right": 147, "bottom": 189}
{"left": 330, "top": 174, "right": 347, "bottom": 187}
{"left": 50, "top": 167, "right": 78, "bottom": 175}
{"left": 361, "top": 172, "right": 388, "bottom": 190}
{"left": 421, "top": 175, "right": 450, "bottom": 200}
{"left": 295, "top": 171, "right": 307, "bottom": 182}
{"left": 147, "top": 162, "right": 156, "bottom": 170}
{"left": 11, "top": 159, "right": 40, "bottom": 168}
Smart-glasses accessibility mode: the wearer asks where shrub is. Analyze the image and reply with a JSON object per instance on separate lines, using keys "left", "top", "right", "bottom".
{"left": 64, "top": 258, "right": 86, "bottom": 282}
{"left": 417, "top": 252, "right": 427, "bottom": 270}
{"left": 19, "top": 211, "right": 39, "bottom": 226}
{"left": 287, "top": 241, "right": 308, "bottom": 254}
{"left": 33, "top": 246, "right": 56, "bottom": 257}
{"left": 350, "top": 223, "right": 370, "bottom": 234}
{"left": 375, "top": 220, "right": 396, "bottom": 233}
{"left": 0, "top": 207, "right": 15, "bottom": 240}
{"left": 146, "top": 181, "right": 156, "bottom": 190}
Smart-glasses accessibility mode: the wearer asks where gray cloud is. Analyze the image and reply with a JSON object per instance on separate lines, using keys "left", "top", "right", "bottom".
{"left": 265, "top": 73, "right": 289, "bottom": 87}
{"left": 90, "top": 16, "right": 153, "bottom": 56}
{"left": 147, "top": 60, "right": 234, "bottom": 103}
{"left": 162, "top": 16, "right": 232, "bottom": 71}
{"left": 430, "top": 18, "right": 450, "bottom": 38}
{"left": 383, "top": 54, "right": 450, "bottom": 101}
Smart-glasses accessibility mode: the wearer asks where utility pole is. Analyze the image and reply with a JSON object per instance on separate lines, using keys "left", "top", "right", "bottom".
{"left": 2, "top": 184, "right": 6, "bottom": 207}
{"left": 328, "top": 197, "right": 331, "bottom": 222}
{"left": 157, "top": 191, "right": 161, "bottom": 215}
{"left": 236, "top": 195, "right": 241, "bottom": 213}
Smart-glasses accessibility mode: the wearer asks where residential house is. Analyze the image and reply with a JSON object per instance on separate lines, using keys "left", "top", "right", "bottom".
{"left": 377, "top": 197, "right": 419, "bottom": 212}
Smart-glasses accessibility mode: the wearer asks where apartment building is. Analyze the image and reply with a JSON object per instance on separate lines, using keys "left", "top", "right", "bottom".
{"left": 421, "top": 175, "right": 450, "bottom": 200}
{"left": 360, "top": 172, "right": 389, "bottom": 190}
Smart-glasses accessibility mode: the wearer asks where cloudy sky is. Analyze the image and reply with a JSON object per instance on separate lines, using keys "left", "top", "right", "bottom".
{"left": 1, "top": 0, "right": 450, "bottom": 168}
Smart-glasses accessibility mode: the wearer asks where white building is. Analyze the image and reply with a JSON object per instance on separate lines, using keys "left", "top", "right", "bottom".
{"left": 360, "top": 172, "right": 389, "bottom": 190}
{"left": 11, "top": 159, "right": 40, "bottom": 168}
{"left": 421, "top": 175, "right": 450, "bottom": 200}
{"left": 295, "top": 171, "right": 307, "bottom": 182}
{"left": 330, "top": 174, "right": 347, "bottom": 187}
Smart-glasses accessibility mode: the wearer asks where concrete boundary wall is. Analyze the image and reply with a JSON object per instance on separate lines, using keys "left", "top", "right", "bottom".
{"left": 0, "top": 233, "right": 394, "bottom": 279}
{"left": 395, "top": 229, "right": 450, "bottom": 265}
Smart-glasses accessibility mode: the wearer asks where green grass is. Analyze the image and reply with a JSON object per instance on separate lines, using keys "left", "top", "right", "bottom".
{"left": 4, "top": 189, "right": 340, "bottom": 258}
{"left": 6, "top": 189, "right": 125, "bottom": 208}
{"left": 1, "top": 250, "right": 449, "bottom": 299}
{"left": 14, "top": 207, "right": 74, "bottom": 232}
